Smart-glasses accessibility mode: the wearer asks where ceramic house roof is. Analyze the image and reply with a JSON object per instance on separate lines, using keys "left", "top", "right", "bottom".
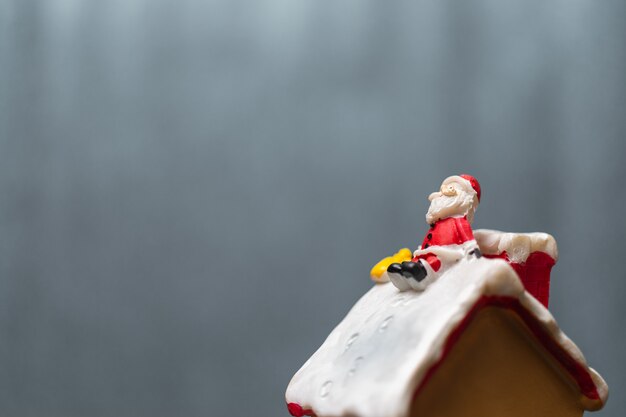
{"left": 285, "top": 257, "right": 608, "bottom": 417}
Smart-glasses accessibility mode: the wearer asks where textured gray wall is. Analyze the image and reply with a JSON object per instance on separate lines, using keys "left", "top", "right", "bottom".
{"left": 1, "top": 1, "right": 625, "bottom": 416}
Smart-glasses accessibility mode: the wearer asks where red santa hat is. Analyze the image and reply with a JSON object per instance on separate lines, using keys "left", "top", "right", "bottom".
{"left": 459, "top": 174, "right": 481, "bottom": 202}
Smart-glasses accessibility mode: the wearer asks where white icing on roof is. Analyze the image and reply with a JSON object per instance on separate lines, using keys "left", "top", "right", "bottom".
{"left": 286, "top": 257, "right": 607, "bottom": 417}
{"left": 474, "top": 229, "right": 559, "bottom": 263}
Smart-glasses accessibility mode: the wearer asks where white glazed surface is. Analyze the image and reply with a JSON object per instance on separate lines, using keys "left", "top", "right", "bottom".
{"left": 473, "top": 229, "right": 558, "bottom": 263}
{"left": 285, "top": 257, "right": 606, "bottom": 417}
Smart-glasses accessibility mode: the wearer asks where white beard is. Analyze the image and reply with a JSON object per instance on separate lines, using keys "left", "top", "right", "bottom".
{"left": 425, "top": 191, "right": 476, "bottom": 225}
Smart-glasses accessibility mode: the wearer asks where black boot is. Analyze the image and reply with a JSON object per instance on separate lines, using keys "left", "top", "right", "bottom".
{"left": 400, "top": 261, "right": 427, "bottom": 282}
{"left": 387, "top": 263, "right": 403, "bottom": 276}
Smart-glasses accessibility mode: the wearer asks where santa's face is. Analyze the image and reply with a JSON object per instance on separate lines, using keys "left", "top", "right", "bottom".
{"left": 425, "top": 177, "right": 478, "bottom": 224}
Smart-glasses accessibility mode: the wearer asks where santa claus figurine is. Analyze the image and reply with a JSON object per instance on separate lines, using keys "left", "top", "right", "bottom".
{"left": 387, "top": 174, "right": 483, "bottom": 292}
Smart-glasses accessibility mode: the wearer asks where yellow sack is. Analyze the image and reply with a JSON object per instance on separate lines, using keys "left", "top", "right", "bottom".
{"left": 370, "top": 248, "right": 412, "bottom": 283}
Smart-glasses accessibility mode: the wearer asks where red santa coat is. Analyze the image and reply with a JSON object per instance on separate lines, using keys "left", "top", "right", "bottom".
{"left": 412, "top": 216, "right": 475, "bottom": 272}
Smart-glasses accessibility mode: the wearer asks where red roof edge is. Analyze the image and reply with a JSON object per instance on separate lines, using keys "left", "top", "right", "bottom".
{"left": 413, "top": 295, "right": 600, "bottom": 404}
{"left": 287, "top": 402, "right": 316, "bottom": 417}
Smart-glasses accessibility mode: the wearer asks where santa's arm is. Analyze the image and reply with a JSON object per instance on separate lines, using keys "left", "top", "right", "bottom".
{"left": 456, "top": 216, "right": 476, "bottom": 243}
{"left": 453, "top": 217, "right": 482, "bottom": 257}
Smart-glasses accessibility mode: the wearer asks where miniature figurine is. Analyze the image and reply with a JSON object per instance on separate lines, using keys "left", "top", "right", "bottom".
{"left": 386, "top": 174, "right": 481, "bottom": 291}
{"left": 286, "top": 175, "right": 608, "bottom": 417}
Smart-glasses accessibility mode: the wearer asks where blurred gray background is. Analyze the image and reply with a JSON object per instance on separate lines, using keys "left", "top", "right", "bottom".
{"left": 1, "top": 0, "right": 625, "bottom": 416}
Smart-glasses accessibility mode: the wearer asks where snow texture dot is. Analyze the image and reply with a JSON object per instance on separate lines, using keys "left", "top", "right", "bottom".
{"left": 378, "top": 316, "right": 394, "bottom": 332}
{"left": 320, "top": 381, "right": 333, "bottom": 398}
{"left": 344, "top": 333, "right": 359, "bottom": 353}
